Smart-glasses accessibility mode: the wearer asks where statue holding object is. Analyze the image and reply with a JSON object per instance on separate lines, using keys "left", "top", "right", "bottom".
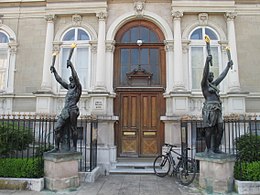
{"left": 201, "top": 35, "right": 233, "bottom": 154}
{"left": 50, "top": 43, "right": 82, "bottom": 152}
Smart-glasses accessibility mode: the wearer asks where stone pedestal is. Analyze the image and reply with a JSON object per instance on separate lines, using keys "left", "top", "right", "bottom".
{"left": 44, "top": 152, "right": 82, "bottom": 191}
{"left": 195, "top": 153, "right": 236, "bottom": 194}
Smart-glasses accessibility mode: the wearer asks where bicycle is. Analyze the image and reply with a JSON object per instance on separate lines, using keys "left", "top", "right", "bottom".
{"left": 153, "top": 143, "right": 196, "bottom": 186}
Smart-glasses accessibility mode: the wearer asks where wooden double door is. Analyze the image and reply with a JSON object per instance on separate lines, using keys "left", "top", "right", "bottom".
{"left": 115, "top": 89, "right": 165, "bottom": 157}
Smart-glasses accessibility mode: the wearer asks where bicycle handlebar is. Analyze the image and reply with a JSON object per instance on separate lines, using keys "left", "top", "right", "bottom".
{"left": 165, "top": 143, "right": 178, "bottom": 148}
{"left": 164, "top": 143, "right": 191, "bottom": 151}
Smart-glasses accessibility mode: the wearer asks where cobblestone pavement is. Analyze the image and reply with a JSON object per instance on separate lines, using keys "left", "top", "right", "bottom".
{"left": 0, "top": 174, "right": 210, "bottom": 195}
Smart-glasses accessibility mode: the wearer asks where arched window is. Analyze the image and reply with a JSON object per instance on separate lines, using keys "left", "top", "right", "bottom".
{"left": 114, "top": 20, "right": 165, "bottom": 87}
{"left": 0, "top": 31, "right": 9, "bottom": 91}
{"left": 60, "top": 27, "right": 91, "bottom": 90}
{"left": 189, "top": 27, "right": 220, "bottom": 90}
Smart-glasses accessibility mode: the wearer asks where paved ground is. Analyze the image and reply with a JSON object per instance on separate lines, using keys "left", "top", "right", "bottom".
{"left": 0, "top": 174, "right": 203, "bottom": 195}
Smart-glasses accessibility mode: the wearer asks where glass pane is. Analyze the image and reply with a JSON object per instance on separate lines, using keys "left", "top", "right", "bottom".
{"left": 0, "top": 49, "right": 7, "bottom": 90}
{"left": 77, "top": 29, "right": 89, "bottom": 40}
{"left": 61, "top": 48, "right": 71, "bottom": 85}
{"left": 150, "top": 31, "right": 159, "bottom": 43}
{"left": 121, "top": 49, "right": 129, "bottom": 66}
{"left": 0, "top": 49, "right": 7, "bottom": 69}
{"left": 63, "top": 29, "right": 75, "bottom": 41}
{"left": 211, "top": 47, "right": 219, "bottom": 76}
{"left": 205, "top": 28, "right": 218, "bottom": 40}
{"left": 121, "top": 31, "right": 130, "bottom": 43}
{"left": 120, "top": 65, "right": 128, "bottom": 84}
{"left": 0, "top": 32, "right": 8, "bottom": 43}
{"left": 140, "top": 27, "right": 149, "bottom": 43}
{"left": 131, "top": 49, "right": 138, "bottom": 66}
{"left": 130, "top": 27, "right": 139, "bottom": 43}
{"left": 76, "top": 48, "right": 89, "bottom": 89}
{"left": 191, "top": 28, "right": 202, "bottom": 40}
{"left": 191, "top": 47, "right": 203, "bottom": 89}
{"left": 150, "top": 49, "right": 159, "bottom": 84}
{"left": 140, "top": 49, "right": 148, "bottom": 65}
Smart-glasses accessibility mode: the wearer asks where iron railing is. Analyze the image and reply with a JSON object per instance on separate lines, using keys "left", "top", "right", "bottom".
{"left": 180, "top": 114, "right": 260, "bottom": 174}
{"left": 0, "top": 113, "right": 98, "bottom": 173}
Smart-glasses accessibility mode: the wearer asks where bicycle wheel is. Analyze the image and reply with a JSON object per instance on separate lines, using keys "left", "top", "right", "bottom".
{"left": 176, "top": 159, "right": 196, "bottom": 186}
{"left": 153, "top": 155, "right": 171, "bottom": 177}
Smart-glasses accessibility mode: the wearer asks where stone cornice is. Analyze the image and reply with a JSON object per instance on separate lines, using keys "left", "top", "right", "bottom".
{"left": 46, "top": 2, "right": 107, "bottom": 15}
{"left": 172, "top": 1, "right": 235, "bottom": 13}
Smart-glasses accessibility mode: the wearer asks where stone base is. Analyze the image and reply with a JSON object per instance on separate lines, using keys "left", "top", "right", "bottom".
{"left": 0, "top": 178, "right": 44, "bottom": 191}
{"left": 79, "top": 167, "right": 101, "bottom": 183}
{"left": 44, "top": 152, "right": 82, "bottom": 191}
{"left": 235, "top": 180, "right": 260, "bottom": 194}
{"left": 195, "top": 152, "right": 236, "bottom": 194}
{"left": 45, "top": 176, "right": 79, "bottom": 190}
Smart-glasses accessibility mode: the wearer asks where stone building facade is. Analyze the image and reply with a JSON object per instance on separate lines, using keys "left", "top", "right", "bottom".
{"left": 0, "top": 0, "right": 260, "bottom": 171}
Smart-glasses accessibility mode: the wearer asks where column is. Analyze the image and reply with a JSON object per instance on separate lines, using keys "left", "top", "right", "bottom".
{"left": 94, "top": 12, "right": 107, "bottom": 91}
{"left": 106, "top": 40, "right": 115, "bottom": 93}
{"left": 225, "top": 12, "right": 241, "bottom": 92}
{"left": 172, "top": 11, "right": 185, "bottom": 91}
{"left": 41, "top": 15, "right": 55, "bottom": 91}
{"left": 164, "top": 40, "right": 174, "bottom": 94}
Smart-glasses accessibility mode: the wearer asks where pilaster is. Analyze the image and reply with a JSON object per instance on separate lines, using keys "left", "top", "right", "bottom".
{"left": 225, "top": 12, "right": 241, "bottom": 93}
{"left": 94, "top": 12, "right": 107, "bottom": 91}
{"left": 40, "top": 14, "right": 55, "bottom": 92}
{"left": 172, "top": 10, "right": 185, "bottom": 91}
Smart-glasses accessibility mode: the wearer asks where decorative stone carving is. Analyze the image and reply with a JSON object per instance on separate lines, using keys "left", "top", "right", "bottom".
{"left": 96, "top": 12, "right": 107, "bottom": 20}
{"left": 164, "top": 40, "right": 174, "bottom": 52}
{"left": 225, "top": 12, "right": 237, "bottom": 21}
{"left": 172, "top": 11, "right": 183, "bottom": 20}
{"left": 198, "top": 13, "right": 208, "bottom": 26}
{"left": 89, "top": 40, "right": 98, "bottom": 54}
{"left": 182, "top": 40, "right": 191, "bottom": 54}
{"left": 72, "top": 14, "right": 82, "bottom": 26}
{"left": 8, "top": 40, "right": 18, "bottom": 55}
{"left": 106, "top": 40, "right": 115, "bottom": 53}
{"left": 134, "top": 0, "right": 145, "bottom": 17}
{"left": 52, "top": 41, "right": 62, "bottom": 54}
{"left": 45, "top": 14, "right": 55, "bottom": 22}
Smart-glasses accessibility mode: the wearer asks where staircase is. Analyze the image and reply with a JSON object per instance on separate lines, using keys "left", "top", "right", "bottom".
{"left": 109, "top": 158, "right": 156, "bottom": 174}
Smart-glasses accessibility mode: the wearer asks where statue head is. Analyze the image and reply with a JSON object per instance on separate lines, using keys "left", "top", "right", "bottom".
{"left": 208, "top": 72, "right": 214, "bottom": 82}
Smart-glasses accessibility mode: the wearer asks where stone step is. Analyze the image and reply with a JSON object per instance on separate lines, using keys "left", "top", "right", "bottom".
{"left": 109, "top": 167, "right": 155, "bottom": 174}
{"left": 115, "top": 161, "right": 154, "bottom": 168}
{"left": 109, "top": 158, "right": 156, "bottom": 174}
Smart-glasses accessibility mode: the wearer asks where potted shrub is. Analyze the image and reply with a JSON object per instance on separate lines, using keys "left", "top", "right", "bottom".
{"left": 234, "top": 134, "right": 260, "bottom": 194}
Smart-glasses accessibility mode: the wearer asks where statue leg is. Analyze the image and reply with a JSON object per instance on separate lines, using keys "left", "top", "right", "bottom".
{"left": 213, "top": 123, "right": 224, "bottom": 153}
{"left": 205, "top": 127, "right": 213, "bottom": 153}
{"left": 70, "top": 111, "right": 78, "bottom": 152}
{"left": 49, "top": 118, "right": 65, "bottom": 152}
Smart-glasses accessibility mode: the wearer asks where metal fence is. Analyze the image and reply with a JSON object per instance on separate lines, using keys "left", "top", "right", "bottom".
{"left": 0, "top": 113, "right": 98, "bottom": 172}
{"left": 180, "top": 114, "right": 260, "bottom": 171}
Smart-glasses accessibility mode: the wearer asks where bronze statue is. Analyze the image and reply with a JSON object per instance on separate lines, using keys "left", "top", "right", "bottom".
{"left": 50, "top": 47, "right": 82, "bottom": 152}
{"left": 201, "top": 40, "right": 233, "bottom": 154}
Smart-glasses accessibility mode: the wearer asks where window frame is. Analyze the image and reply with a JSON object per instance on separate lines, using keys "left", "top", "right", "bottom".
{"left": 59, "top": 27, "right": 91, "bottom": 92}
{"left": 0, "top": 30, "right": 10, "bottom": 92}
{"left": 188, "top": 26, "right": 222, "bottom": 91}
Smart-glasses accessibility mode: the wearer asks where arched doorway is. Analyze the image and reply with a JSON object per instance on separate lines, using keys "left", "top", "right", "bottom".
{"left": 114, "top": 19, "right": 166, "bottom": 157}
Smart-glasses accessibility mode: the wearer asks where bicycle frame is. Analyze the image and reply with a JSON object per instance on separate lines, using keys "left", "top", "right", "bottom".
{"left": 164, "top": 144, "right": 192, "bottom": 175}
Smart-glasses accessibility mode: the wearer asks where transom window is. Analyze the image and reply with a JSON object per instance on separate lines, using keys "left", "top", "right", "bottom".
{"left": 115, "top": 20, "right": 164, "bottom": 87}
{"left": 0, "top": 31, "right": 9, "bottom": 91}
{"left": 121, "top": 26, "right": 159, "bottom": 43}
{"left": 60, "top": 27, "right": 91, "bottom": 90}
{"left": 189, "top": 27, "right": 220, "bottom": 90}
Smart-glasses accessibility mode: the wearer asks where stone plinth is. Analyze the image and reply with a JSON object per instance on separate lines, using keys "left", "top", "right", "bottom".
{"left": 44, "top": 152, "right": 82, "bottom": 191}
{"left": 195, "top": 152, "right": 236, "bottom": 194}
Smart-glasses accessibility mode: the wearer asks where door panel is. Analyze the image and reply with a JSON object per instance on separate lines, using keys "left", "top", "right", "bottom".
{"left": 140, "top": 94, "right": 159, "bottom": 156}
{"left": 120, "top": 94, "right": 140, "bottom": 156}
{"left": 117, "top": 91, "right": 163, "bottom": 157}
